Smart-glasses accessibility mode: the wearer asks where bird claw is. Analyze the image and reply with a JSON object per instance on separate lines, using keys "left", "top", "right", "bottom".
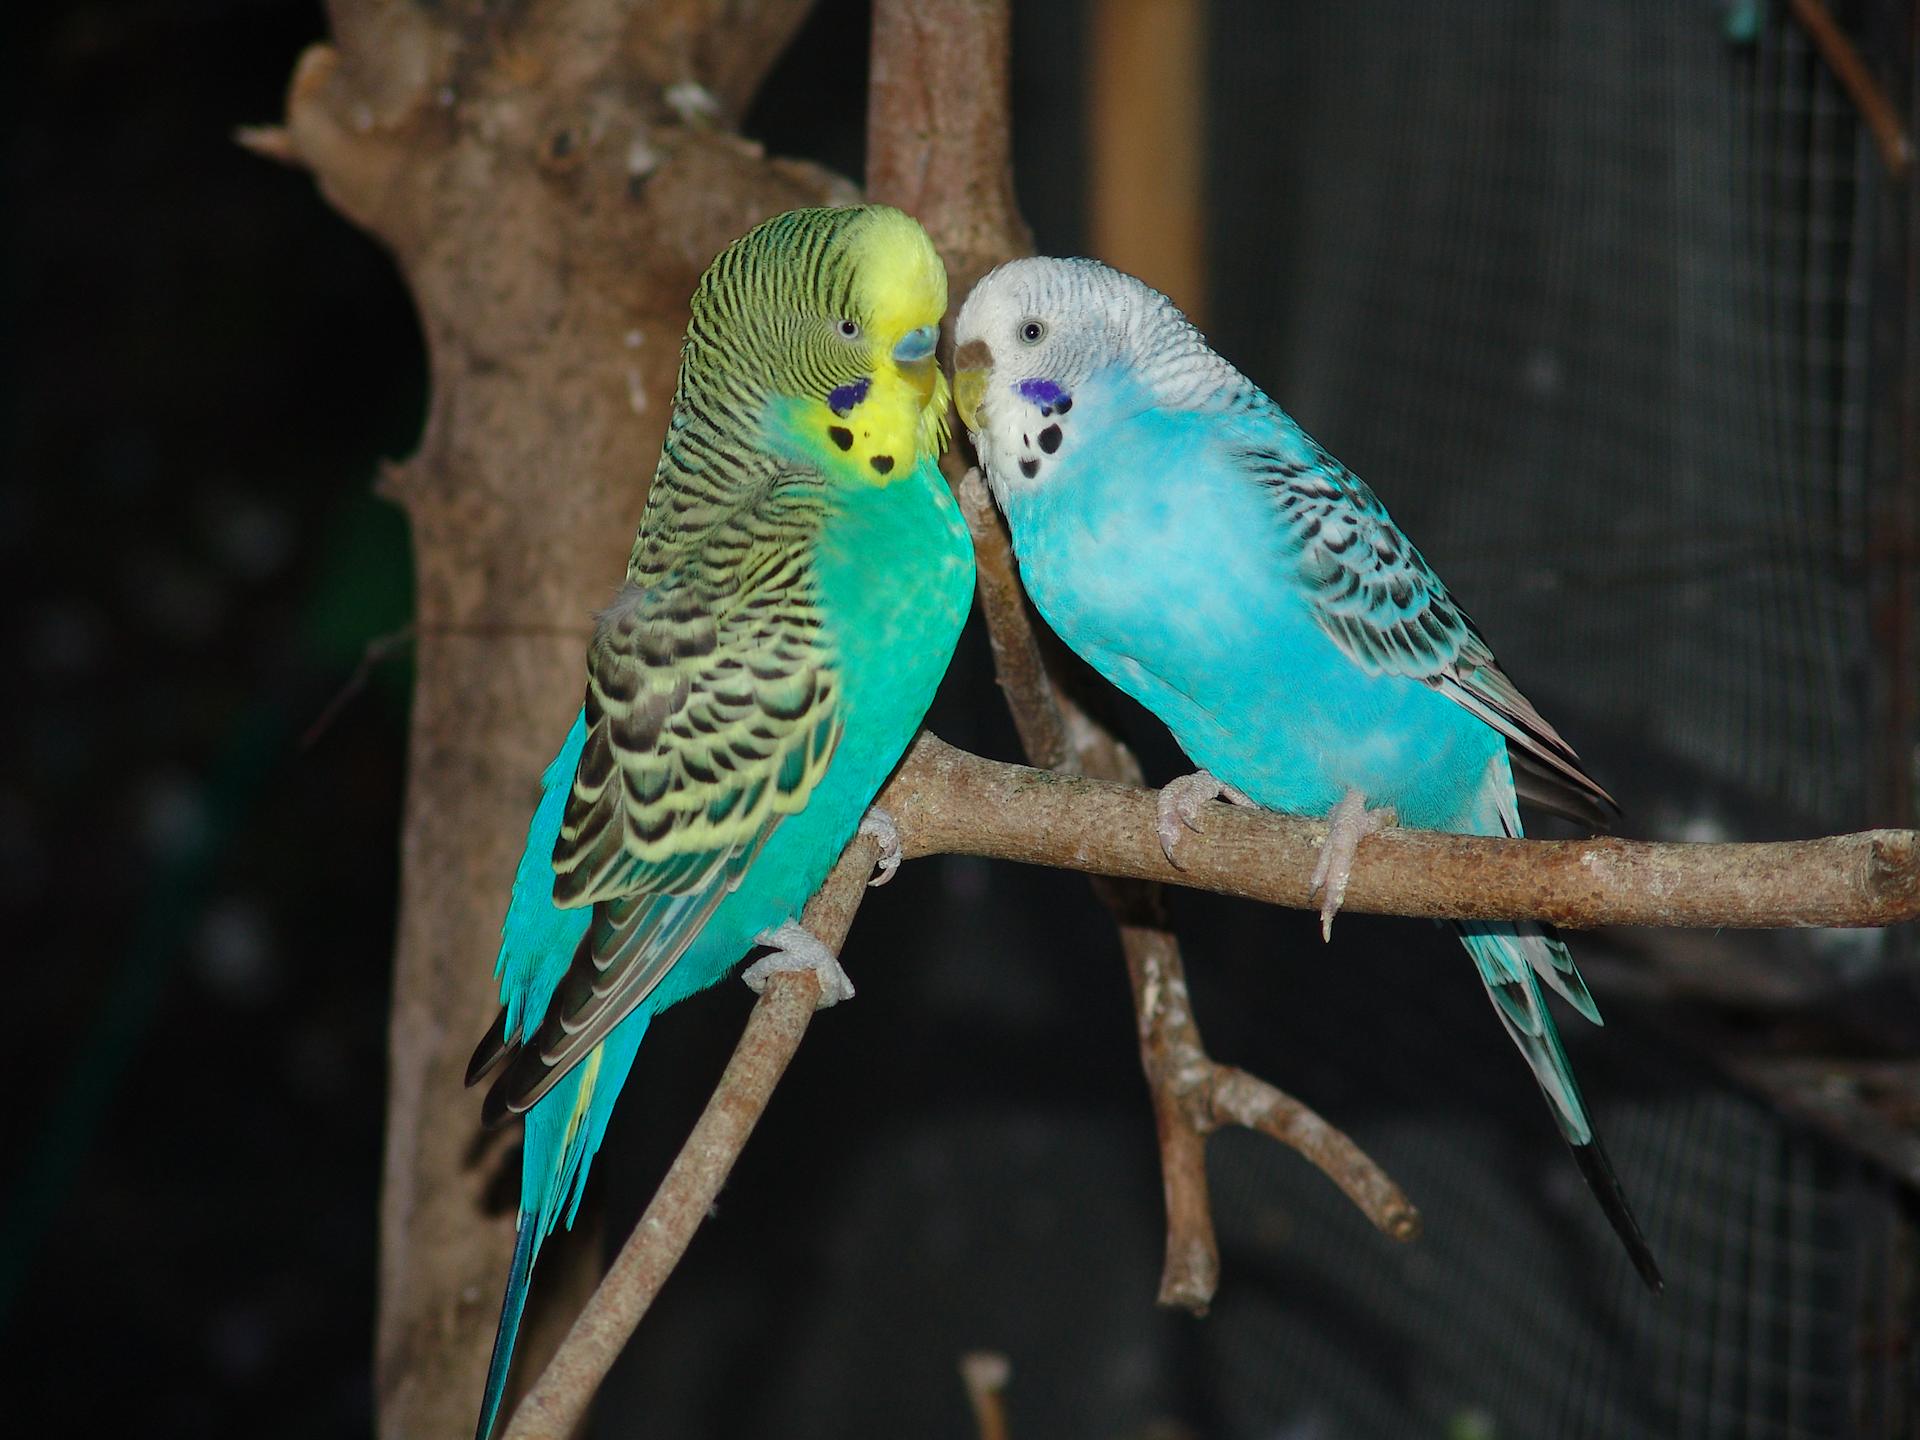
{"left": 1309, "top": 789, "right": 1396, "bottom": 941}
{"left": 858, "top": 806, "right": 902, "bottom": 887}
{"left": 744, "top": 920, "right": 855, "bottom": 1008}
{"left": 1154, "top": 769, "right": 1254, "bottom": 867}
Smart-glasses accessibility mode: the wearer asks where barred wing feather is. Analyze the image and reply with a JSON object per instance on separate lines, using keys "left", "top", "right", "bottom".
{"left": 1241, "top": 424, "right": 1618, "bottom": 827}
{"left": 476, "top": 473, "right": 841, "bottom": 1120}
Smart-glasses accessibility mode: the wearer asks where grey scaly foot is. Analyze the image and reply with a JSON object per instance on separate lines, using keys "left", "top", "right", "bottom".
{"left": 1308, "top": 788, "right": 1397, "bottom": 941}
{"left": 744, "top": 920, "right": 855, "bottom": 1008}
{"left": 859, "top": 806, "right": 902, "bottom": 887}
{"left": 1155, "top": 768, "right": 1256, "bottom": 867}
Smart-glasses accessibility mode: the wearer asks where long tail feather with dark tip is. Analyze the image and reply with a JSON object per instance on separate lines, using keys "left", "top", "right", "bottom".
{"left": 1510, "top": 746, "right": 1621, "bottom": 829}
{"left": 475, "top": 1215, "right": 537, "bottom": 1440}
{"left": 1570, "top": 1127, "right": 1665, "bottom": 1292}
{"left": 1457, "top": 920, "right": 1662, "bottom": 1291}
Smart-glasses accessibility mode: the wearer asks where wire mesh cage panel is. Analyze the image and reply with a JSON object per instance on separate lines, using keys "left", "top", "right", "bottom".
{"left": 1206, "top": 1105, "right": 1870, "bottom": 1440}
{"left": 1193, "top": 904, "right": 1901, "bottom": 1440}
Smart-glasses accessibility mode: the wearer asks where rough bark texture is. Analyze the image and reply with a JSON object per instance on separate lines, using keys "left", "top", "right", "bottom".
{"left": 882, "top": 737, "right": 1920, "bottom": 931}
{"left": 867, "top": 0, "right": 1032, "bottom": 297}
{"left": 254, "top": 4, "right": 853, "bottom": 1434}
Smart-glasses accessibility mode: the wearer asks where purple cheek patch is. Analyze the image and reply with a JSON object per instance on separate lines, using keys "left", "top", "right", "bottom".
{"left": 1014, "top": 378, "right": 1073, "bottom": 417}
{"left": 1014, "top": 377, "right": 1068, "bottom": 409}
{"left": 827, "top": 377, "right": 871, "bottom": 417}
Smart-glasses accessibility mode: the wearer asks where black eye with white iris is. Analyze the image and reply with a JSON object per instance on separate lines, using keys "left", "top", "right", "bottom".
{"left": 836, "top": 318, "right": 861, "bottom": 341}
{"left": 1019, "top": 319, "right": 1045, "bottom": 345}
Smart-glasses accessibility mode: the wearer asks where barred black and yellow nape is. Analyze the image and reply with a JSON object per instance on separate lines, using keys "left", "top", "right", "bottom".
{"left": 673, "top": 205, "right": 950, "bottom": 484}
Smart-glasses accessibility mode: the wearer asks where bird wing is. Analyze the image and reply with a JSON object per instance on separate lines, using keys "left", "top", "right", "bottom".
{"left": 1239, "top": 421, "right": 1617, "bottom": 824}
{"left": 476, "top": 470, "right": 842, "bottom": 1118}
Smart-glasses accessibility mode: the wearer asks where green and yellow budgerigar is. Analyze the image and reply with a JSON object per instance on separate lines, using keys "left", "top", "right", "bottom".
{"left": 464, "top": 205, "right": 974, "bottom": 1439}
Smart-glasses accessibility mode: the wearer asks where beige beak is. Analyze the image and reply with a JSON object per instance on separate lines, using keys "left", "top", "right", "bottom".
{"left": 899, "top": 356, "right": 938, "bottom": 409}
{"left": 953, "top": 367, "right": 986, "bottom": 433}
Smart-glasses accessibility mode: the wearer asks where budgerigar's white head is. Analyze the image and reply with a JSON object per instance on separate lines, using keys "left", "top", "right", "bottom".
{"left": 952, "top": 257, "right": 1236, "bottom": 505}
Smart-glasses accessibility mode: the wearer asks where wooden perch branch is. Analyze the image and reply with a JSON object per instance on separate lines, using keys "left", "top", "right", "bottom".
{"left": 960, "top": 1352, "right": 1014, "bottom": 1440}
{"left": 487, "top": 716, "right": 1920, "bottom": 1437}
{"left": 500, "top": 833, "right": 880, "bottom": 1440}
{"left": 881, "top": 736, "right": 1920, "bottom": 931}
{"left": 1086, "top": 863, "right": 1420, "bottom": 1307}
{"left": 868, "top": 0, "right": 1031, "bottom": 293}
{"left": 1787, "top": 0, "right": 1912, "bottom": 179}
{"left": 499, "top": 719, "right": 1919, "bottom": 1436}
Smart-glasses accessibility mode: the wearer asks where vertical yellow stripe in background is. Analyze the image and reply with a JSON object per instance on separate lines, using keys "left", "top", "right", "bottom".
{"left": 1089, "top": 0, "right": 1209, "bottom": 329}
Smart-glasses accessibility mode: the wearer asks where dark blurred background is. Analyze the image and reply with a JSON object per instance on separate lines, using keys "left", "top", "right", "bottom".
{"left": 5, "top": 2, "right": 1916, "bottom": 1437}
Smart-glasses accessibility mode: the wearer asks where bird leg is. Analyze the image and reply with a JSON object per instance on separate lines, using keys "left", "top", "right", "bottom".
{"left": 744, "top": 920, "right": 856, "bottom": 1007}
{"left": 858, "top": 806, "right": 903, "bottom": 887}
{"left": 1309, "top": 788, "right": 1397, "bottom": 941}
{"left": 1155, "top": 768, "right": 1257, "bottom": 867}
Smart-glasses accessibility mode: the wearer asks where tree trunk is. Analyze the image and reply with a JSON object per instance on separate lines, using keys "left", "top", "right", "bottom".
{"left": 259, "top": 3, "right": 851, "bottom": 1432}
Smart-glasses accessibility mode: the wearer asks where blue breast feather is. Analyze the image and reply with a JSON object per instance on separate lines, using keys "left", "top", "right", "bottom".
{"left": 1004, "top": 391, "right": 1503, "bottom": 832}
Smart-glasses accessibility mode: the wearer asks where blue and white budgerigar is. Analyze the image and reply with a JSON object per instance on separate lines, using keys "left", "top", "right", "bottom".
{"left": 464, "top": 205, "right": 976, "bottom": 1438}
{"left": 952, "top": 257, "right": 1661, "bottom": 1291}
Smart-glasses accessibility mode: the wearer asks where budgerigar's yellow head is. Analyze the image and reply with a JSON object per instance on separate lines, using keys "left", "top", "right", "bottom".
{"left": 679, "top": 204, "right": 950, "bottom": 482}
{"left": 836, "top": 204, "right": 951, "bottom": 469}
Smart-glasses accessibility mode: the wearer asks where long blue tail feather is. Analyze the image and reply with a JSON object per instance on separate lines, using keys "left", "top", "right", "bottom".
{"left": 475, "top": 1216, "right": 539, "bottom": 1440}
{"left": 1457, "top": 921, "right": 1662, "bottom": 1292}
{"left": 472, "top": 1011, "right": 651, "bottom": 1437}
